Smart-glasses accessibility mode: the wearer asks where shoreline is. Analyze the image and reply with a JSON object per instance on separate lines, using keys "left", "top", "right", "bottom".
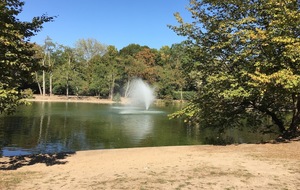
{"left": 27, "top": 95, "right": 122, "bottom": 104}
{"left": 26, "top": 95, "right": 186, "bottom": 106}
{"left": 1, "top": 142, "right": 299, "bottom": 189}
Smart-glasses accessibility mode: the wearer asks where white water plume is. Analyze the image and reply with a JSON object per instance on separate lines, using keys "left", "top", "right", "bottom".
{"left": 126, "top": 78, "right": 155, "bottom": 110}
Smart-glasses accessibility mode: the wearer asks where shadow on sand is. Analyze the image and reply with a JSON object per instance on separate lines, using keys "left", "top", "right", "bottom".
{"left": 0, "top": 152, "right": 75, "bottom": 170}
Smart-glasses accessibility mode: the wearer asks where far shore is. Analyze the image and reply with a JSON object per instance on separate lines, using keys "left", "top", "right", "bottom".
{"left": 26, "top": 94, "right": 186, "bottom": 106}
{"left": 27, "top": 94, "right": 122, "bottom": 104}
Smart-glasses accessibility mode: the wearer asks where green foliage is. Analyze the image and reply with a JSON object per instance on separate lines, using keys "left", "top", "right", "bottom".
{"left": 155, "top": 43, "right": 195, "bottom": 99}
{"left": 75, "top": 38, "right": 107, "bottom": 62}
{"left": 41, "top": 40, "right": 196, "bottom": 102}
{"left": 21, "top": 88, "right": 33, "bottom": 99}
{"left": 0, "top": 85, "right": 23, "bottom": 114}
{"left": 97, "top": 45, "right": 124, "bottom": 99}
{"left": 170, "top": 0, "right": 300, "bottom": 138}
{"left": 0, "top": 0, "right": 54, "bottom": 114}
{"left": 74, "top": 38, "right": 108, "bottom": 96}
{"left": 173, "top": 91, "right": 196, "bottom": 101}
{"left": 112, "top": 93, "right": 121, "bottom": 102}
{"left": 119, "top": 44, "right": 146, "bottom": 57}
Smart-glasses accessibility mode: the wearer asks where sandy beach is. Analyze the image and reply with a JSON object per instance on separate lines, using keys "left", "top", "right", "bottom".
{"left": 27, "top": 95, "right": 120, "bottom": 104}
{"left": 1, "top": 96, "right": 299, "bottom": 189}
{"left": 1, "top": 142, "right": 299, "bottom": 190}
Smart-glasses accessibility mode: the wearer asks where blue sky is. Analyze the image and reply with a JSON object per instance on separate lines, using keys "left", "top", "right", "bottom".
{"left": 18, "top": 0, "right": 192, "bottom": 50}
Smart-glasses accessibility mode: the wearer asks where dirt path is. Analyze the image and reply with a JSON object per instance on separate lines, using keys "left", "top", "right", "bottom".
{"left": 1, "top": 141, "right": 299, "bottom": 190}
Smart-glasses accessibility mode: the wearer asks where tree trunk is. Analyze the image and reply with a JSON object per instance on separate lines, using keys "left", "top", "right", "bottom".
{"left": 264, "top": 109, "right": 286, "bottom": 134}
{"left": 288, "top": 94, "right": 300, "bottom": 138}
{"left": 76, "top": 87, "right": 79, "bottom": 98}
{"left": 42, "top": 70, "right": 46, "bottom": 96}
{"left": 110, "top": 74, "right": 115, "bottom": 100}
{"left": 251, "top": 102, "right": 286, "bottom": 135}
{"left": 48, "top": 51, "right": 52, "bottom": 96}
{"left": 66, "top": 78, "right": 69, "bottom": 98}
{"left": 42, "top": 56, "right": 46, "bottom": 96}
{"left": 49, "top": 72, "right": 52, "bottom": 96}
{"left": 35, "top": 72, "right": 42, "bottom": 95}
{"left": 180, "top": 88, "right": 183, "bottom": 102}
{"left": 288, "top": 120, "right": 300, "bottom": 139}
{"left": 66, "top": 55, "right": 71, "bottom": 99}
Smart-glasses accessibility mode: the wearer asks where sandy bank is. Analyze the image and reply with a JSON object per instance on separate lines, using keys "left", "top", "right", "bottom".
{"left": 1, "top": 142, "right": 299, "bottom": 189}
{"left": 27, "top": 95, "right": 121, "bottom": 104}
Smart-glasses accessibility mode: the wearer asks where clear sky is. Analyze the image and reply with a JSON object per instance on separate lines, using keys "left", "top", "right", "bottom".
{"left": 18, "top": 0, "right": 192, "bottom": 50}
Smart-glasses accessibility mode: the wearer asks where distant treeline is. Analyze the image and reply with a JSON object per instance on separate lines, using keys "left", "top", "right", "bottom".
{"left": 27, "top": 38, "right": 196, "bottom": 101}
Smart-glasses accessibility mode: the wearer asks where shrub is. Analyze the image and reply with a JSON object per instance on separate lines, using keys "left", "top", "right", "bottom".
{"left": 173, "top": 91, "right": 196, "bottom": 100}
{"left": 113, "top": 93, "right": 121, "bottom": 102}
{"left": 21, "top": 88, "right": 34, "bottom": 99}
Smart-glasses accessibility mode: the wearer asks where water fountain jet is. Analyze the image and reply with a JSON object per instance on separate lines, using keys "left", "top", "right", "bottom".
{"left": 126, "top": 78, "right": 155, "bottom": 110}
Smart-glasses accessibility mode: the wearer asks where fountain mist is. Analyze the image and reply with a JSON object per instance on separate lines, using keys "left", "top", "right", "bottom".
{"left": 127, "top": 78, "right": 155, "bottom": 110}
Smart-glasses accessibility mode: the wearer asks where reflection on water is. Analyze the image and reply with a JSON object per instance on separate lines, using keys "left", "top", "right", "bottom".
{"left": 119, "top": 114, "right": 153, "bottom": 143}
{"left": 0, "top": 102, "right": 184, "bottom": 156}
{"left": 0, "top": 102, "right": 278, "bottom": 156}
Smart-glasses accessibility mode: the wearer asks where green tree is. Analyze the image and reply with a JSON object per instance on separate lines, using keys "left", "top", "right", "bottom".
{"left": 74, "top": 38, "right": 107, "bottom": 95}
{"left": 0, "top": 0, "right": 54, "bottom": 114}
{"left": 155, "top": 44, "right": 195, "bottom": 100}
{"left": 52, "top": 45, "right": 77, "bottom": 97}
{"left": 32, "top": 44, "right": 44, "bottom": 95}
{"left": 134, "top": 47, "right": 158, "bottom": 84}
{"left": 119, "top": 44, "right": 154, "bottom": 97}
{"left": 161, "top": 44, "right": 195, "bottom": 100}
{"left": 119, "top": 43, "right": 145, "bottom": 57}
{"left": 75, "top": 38, "right": 107, "bottom": 63}
{"left": 89, "top": 54, "right": 109, "bottom": 98}
{"left": 169, "top": 43, "right": 196, "bottom": 92}
{"left": 102, "top": 45, "right": 123, "bottom": 100}
{"left": 90, "top": 45, "right": 124, "bottom": 99}
{"left": 120, "top": 44, "right": 151, "bottom": 80}
{"left": 156, "top": 46, "right": 176, "bottom": 99}
{"left": 42, "top": 36, "right": 56, "bottom": 96}
{"left": 170, "top": 0, "right": 300, "bottom": 138}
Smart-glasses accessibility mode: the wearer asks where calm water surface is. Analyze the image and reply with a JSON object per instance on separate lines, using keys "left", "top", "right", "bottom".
{"left": 0, "top": 102, "right": 276, "bottom": 156}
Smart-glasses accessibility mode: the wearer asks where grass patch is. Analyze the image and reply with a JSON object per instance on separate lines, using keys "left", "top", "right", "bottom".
{"left": 288, "top": 163, "right": 300, "bottom": 174}
{"left": 191, "top": 165, "right": 254, "bottom": 181}
{"left": 155, "top": 178, "right": 168, "bottom": 184}
{"left": 0, "top": 171, "right": 39, "bottom": 190}
{"left": 176, "top": 183, "right": 186, "bottom": 190}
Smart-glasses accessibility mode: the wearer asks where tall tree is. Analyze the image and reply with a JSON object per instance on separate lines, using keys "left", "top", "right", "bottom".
{"left": 100, "top": 45, "right": 123, "bottom": 99}
{"left": 134, "top": 47, "right": 158, "bottom": 84}
{"left": 119, "top": 43, "right": 144, "bottom": 57}
{"left": 43, "top": 36, "right": 56, "bottom": 96}
{"left": 170, "top": 0, "right": 300, "bottom": 138}
{"left": 120, "top": 44, "right": 151, "bottom": 97}
{"left": 89, "top": 46, "right": 125, "bottom": 99}
{"left": 157, "top": 44, "right": 191, "bottom": 100}
{"left": 52, "top": 45, "right": 77, "bottom": 97}
{"left": 89, "top": 54, "right": 109, "bottom": 98}
{"left": 74, "top": 38, "right": 107, "bottom": 95}
{"left": 42, "top": 36, "right": 56, "bottom": 96}
{"left": 32, "top": 44, "right": 44, "bottom": 95}
{"left": 75, "top": 38, "right": 107, "bottom": 63}
{"left": 0, "top": 0, "right": 54, "bottom": 114}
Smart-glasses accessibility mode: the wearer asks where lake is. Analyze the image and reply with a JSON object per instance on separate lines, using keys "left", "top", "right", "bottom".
{"left": 0, "top": 102, "right": 276, "bottom": 156}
